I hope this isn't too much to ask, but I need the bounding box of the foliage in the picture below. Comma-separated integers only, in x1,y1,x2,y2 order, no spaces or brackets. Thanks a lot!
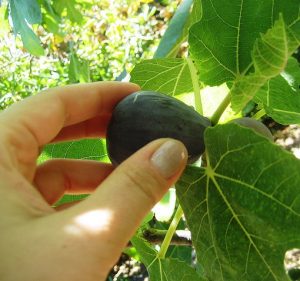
177,124,300,280
1,0,300,280
129,0,300,280
0,0,179,109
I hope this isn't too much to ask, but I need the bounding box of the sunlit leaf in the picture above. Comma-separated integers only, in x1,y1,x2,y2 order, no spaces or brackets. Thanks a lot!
154,0,194,58
8,0,44,55
162,0,202,58
43,14,60,34
10,0,41,25
41,0,63,35
39,139,108,205
39,139,108,163
131,235,205,281
254,58,300,125
189,0,300,86
230,16,300,112
19,24,44,56
53,0,83,23
65,0,83,23
177,124,300,280
130,58,193,96
68,53,90,83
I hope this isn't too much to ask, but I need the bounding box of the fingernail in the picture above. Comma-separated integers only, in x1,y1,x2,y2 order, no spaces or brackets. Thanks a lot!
151,140,187,179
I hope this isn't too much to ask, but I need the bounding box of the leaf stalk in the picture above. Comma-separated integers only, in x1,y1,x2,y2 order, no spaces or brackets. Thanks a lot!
186,57,203,115
210,92,231,125
252,109,266,120
157,205,184,259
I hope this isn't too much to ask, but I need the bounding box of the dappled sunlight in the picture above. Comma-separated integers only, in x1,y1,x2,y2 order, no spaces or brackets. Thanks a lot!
64,209,112,236
152,188,176,222
285,248,300,273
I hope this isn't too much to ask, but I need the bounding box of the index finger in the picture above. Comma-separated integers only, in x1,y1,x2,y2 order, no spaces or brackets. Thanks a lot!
0,82,140,147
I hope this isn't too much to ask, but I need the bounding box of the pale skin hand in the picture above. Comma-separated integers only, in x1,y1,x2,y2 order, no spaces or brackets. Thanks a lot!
0,82,188,281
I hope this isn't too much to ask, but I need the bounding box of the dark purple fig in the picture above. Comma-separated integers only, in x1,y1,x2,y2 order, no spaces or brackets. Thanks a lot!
106,91,211,165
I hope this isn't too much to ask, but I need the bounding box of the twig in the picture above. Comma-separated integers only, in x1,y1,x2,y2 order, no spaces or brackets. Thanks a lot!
127,228,192,247
143,227,191,246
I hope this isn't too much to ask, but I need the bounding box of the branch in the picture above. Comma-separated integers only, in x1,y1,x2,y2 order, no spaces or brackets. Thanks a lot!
128,228,192,247
144,228,192,246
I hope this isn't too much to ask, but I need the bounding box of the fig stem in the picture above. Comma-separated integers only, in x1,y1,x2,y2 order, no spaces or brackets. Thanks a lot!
252,108,266,120
186,57,203,115
157,204,184,259
211,91,231,125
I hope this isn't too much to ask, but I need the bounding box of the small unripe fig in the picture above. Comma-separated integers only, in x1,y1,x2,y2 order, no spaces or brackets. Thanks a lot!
230,117,273,141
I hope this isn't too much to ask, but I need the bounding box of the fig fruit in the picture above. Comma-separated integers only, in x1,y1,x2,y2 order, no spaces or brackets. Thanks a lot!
231,117,273,141
106,91,211,165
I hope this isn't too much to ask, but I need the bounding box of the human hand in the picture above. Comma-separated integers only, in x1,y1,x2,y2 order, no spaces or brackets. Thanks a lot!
0,82,188,281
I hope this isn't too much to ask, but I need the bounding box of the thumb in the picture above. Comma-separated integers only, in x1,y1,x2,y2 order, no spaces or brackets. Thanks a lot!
66,138,187,247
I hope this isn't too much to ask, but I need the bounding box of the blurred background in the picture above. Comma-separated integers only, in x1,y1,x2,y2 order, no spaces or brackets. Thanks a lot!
0,0,181,110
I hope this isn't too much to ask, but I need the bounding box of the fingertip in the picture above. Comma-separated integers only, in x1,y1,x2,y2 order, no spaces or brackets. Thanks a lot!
150,139,188,181
121,81,141,93
128,82,141,89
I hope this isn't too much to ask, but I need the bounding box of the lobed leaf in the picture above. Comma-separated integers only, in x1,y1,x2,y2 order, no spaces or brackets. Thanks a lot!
8,0,44,55
254,58,300,125
65,0,83,23
154,0,202,58
230,15,300,112
53,0,83,23
41,0,63,35
18,24,45,56
131,235,205,281
177,124,300,280
130,58,193,96
68,53,90,83
189,0,300,86
10,0,42,26
154,0,194,59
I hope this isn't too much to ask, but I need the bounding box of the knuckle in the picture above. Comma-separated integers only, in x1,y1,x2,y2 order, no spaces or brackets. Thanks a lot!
2,124,38,165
